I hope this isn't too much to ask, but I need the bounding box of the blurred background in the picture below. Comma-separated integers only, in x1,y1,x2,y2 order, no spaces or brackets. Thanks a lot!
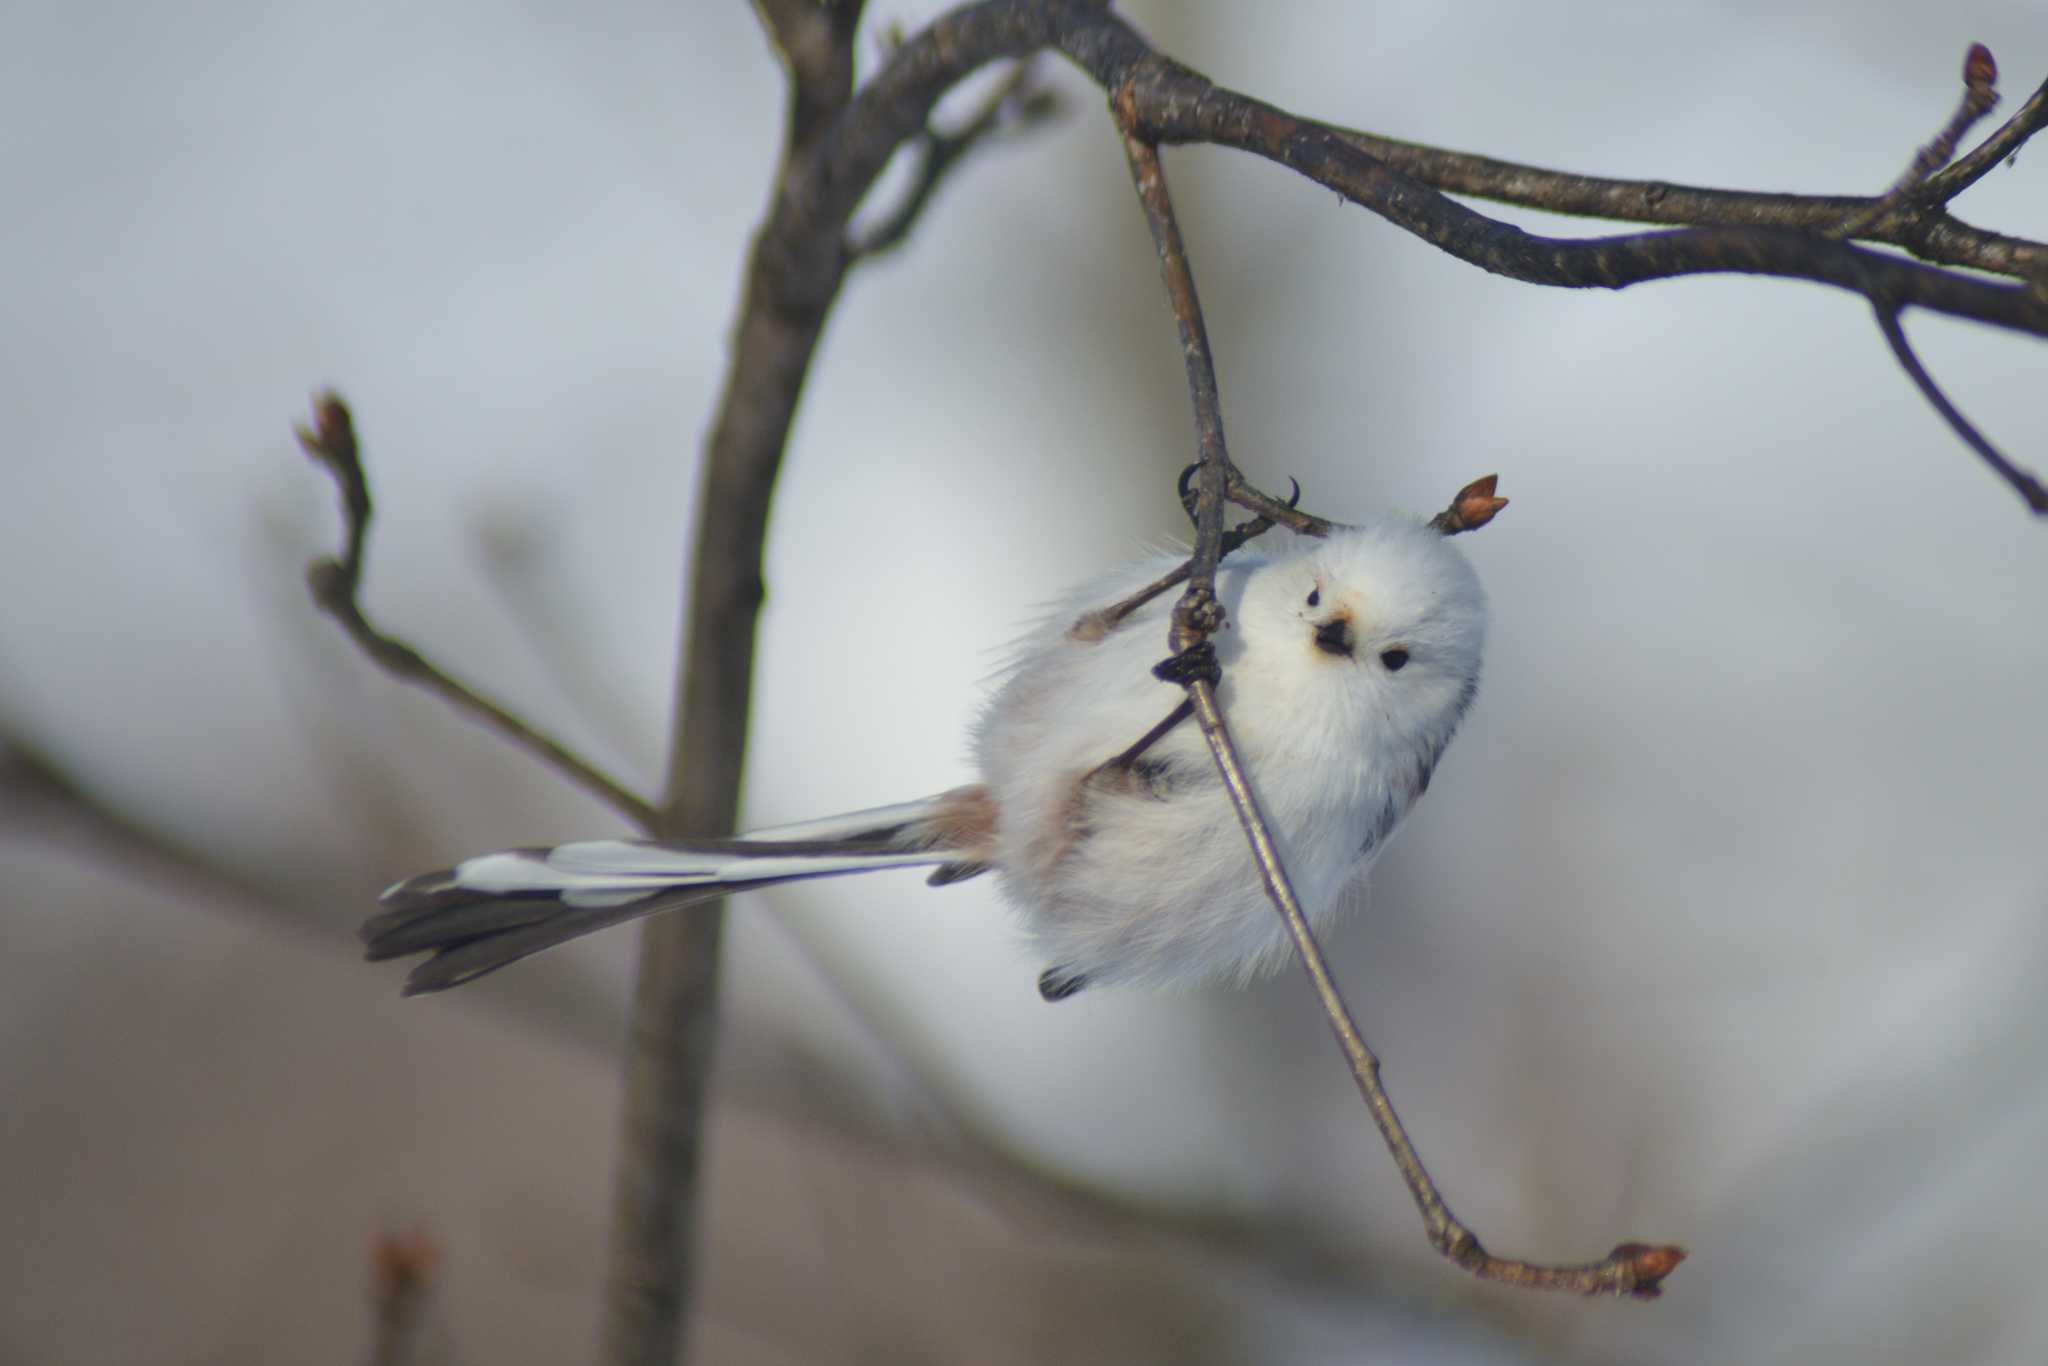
4,2,2045,1362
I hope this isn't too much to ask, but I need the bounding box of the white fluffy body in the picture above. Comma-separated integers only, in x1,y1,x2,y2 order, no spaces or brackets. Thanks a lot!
366,521,1486,996
978,522,1485,990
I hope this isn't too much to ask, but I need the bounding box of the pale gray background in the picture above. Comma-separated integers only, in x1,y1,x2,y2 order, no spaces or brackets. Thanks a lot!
4,2,2045,1362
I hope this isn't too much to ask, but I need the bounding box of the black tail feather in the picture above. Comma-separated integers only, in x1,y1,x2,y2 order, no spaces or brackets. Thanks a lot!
360,895,567,963
370,874,843,994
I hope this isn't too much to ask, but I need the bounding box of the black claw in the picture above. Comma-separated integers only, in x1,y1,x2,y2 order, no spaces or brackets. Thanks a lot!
926,861,990,887
1285,476,1302,508
1151,640,1221,688
1038,966,1089,1002
1177,463,1201,522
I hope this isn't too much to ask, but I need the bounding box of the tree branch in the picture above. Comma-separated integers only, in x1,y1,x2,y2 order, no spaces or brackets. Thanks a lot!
847,60,1061,260
1102,51,2048,329
295,394,657,830
1116,106,1683,1297
600,7,1057,1364
1873,304,2048,511
814,4,2048,512
1831,43,2002,240
1332,63,2045,283
1920,70,2048,207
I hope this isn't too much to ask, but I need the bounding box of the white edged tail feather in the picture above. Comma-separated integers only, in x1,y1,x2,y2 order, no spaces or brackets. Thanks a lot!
363,792,986,994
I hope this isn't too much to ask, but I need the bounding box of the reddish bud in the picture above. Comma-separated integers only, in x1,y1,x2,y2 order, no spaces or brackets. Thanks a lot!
1964,43,1997,92
1449,474,1509,531
1611,1241,1688,1287
371,1226,441,1302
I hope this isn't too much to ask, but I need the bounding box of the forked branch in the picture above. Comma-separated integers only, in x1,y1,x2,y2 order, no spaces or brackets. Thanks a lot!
826,2,2048,513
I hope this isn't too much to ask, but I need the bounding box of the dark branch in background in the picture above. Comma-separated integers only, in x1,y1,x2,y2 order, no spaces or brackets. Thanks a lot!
295,394,657,829
597,0,859,1355
1,730,283,907
1116,96,1683,1300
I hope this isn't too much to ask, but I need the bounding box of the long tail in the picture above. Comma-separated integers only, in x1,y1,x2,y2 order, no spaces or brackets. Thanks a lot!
363,790,992,995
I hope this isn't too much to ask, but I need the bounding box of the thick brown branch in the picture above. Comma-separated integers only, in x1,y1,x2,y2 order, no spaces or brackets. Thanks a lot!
294,394,657,830
1309,44,2048,282
599,5,1074,1363
809,4,2048,513
810,3,2048,333
1100,52,2048,339
1331,127,2048,283
752,0,860,148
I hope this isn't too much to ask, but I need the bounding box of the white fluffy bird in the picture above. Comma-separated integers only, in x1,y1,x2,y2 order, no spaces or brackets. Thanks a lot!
365,518,1487,999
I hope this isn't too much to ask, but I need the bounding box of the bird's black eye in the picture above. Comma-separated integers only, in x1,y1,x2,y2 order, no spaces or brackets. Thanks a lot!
1305,587,1320,608
1379,648,1410,672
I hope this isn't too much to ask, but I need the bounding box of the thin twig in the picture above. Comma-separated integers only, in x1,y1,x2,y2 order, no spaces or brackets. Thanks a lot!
1116,105,1684,1298
1116,120,1229,645
295,393,657,829
1226,480,1339,538
847,61,1061,259
1833,44,2002,240
1919,73,2048,207
1872,305,2048,513
1067,472,1314,642
1087,697,1196,778
1067,560,1190,642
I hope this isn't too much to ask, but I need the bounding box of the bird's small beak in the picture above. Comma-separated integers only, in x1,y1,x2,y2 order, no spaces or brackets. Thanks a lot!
1313,616,1354,657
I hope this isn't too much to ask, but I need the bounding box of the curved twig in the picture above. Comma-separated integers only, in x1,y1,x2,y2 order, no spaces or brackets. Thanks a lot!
1873,305,2048,512
295,394,657,830
847,60,1061,260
